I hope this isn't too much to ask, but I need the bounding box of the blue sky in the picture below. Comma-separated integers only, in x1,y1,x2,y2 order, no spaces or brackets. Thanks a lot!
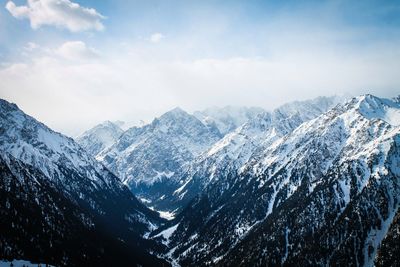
3,0,400,59
0,0,399,135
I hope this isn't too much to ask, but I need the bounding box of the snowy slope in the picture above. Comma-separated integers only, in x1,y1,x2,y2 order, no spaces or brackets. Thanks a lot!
76,120,124,157
162,95,400,266
0,99,167,266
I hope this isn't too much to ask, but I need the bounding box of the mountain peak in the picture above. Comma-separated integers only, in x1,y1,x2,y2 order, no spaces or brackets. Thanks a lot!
76,120,124,157
351,94,400,126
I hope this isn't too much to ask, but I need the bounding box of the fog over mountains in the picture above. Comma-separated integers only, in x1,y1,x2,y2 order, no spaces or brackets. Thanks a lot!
1,94,400,266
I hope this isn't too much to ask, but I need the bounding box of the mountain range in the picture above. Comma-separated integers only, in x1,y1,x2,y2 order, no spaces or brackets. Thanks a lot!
1,94,399,266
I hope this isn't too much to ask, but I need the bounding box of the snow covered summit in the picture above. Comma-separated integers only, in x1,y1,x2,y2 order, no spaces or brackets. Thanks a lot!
77,120,124,157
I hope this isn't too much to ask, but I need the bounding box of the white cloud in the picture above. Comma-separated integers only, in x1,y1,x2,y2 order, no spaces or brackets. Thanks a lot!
1,15,400,136
5,0,105,32
149,33,164,43
56,41,99,61
1,1,399,139
1,43,399,137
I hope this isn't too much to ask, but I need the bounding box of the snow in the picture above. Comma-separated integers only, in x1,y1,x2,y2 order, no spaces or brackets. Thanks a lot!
139,197,152,204
363,204,399,267
338,179,350,206
0,259,55,267
235,223,251,237
384,108,400,126
212,255,224,263
76,120,124,157
143,220,158,238
164,245,181,267
158,210,176,220
357,94,400,126
267,185,278,216
207,132,236,156
154,170,175,181
281,227,291,264
154,223,180,245
148,205,176,220
174,178,191,195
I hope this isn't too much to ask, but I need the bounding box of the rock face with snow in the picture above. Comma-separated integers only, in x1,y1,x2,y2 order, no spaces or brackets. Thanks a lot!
76,120,124,157
98,107,222,205
160,95,400,266
0,99,167,266
375,209,400,266
193,106,265,136
161,96,344,212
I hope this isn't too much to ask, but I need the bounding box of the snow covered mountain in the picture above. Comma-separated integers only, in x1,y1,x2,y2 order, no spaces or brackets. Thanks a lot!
3,94,400,266
157,95,400,266
76,120,124,157
193,106,265,136
97,107,221,207
160,96,345,212
0,99,167,266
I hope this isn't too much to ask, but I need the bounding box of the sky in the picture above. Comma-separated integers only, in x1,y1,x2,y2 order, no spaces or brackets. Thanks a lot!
0,0,399,136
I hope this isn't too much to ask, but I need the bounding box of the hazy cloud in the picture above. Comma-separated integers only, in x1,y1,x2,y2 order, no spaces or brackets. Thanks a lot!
2,1,400,136
1,42,399,136
5,0,105,32
56,41,99,61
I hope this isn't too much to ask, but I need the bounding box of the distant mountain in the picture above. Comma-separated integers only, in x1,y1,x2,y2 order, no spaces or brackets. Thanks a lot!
193,106,265,136
97,107,221,210
76,121,124,157
0,99,167,266
158,95,400,266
